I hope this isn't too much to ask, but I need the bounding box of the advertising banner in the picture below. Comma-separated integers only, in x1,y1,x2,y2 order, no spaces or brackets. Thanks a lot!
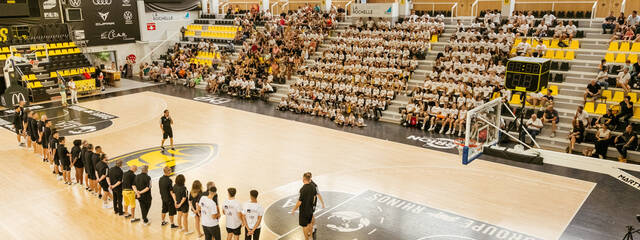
81,0,141,46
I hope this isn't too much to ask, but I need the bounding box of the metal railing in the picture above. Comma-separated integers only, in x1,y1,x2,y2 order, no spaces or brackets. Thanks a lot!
137,30,182,66
470,0,501,17
413,2,458,17
451,3,458,19
514,1,597,15
344,0,353,16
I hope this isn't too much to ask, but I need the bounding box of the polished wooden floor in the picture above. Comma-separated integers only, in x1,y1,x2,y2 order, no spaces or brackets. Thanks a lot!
0,92,595,240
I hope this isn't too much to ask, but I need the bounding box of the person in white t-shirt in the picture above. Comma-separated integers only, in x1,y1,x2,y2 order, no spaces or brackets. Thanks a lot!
68,78,78,104
525,114,543,140
241,190,263,240
200,186,221,240
617,67,632,93
223,188,242,240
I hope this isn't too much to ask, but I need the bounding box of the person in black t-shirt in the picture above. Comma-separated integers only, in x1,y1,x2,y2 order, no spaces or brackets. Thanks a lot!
122,165,139,222
159,167,178,228
96,154,112,209
108,160,124,215
134,165,153,225
617,96,634,126
13,106,24,147
173,174,189,233
92,146,103,195
160,109,174,150
615,125,637,162
71,140,83,185
583,80,602,106
28,112,39,153
84,144,96,192
57,137,72,184
50,130,61,178
291,172,317,240
36,115,46,160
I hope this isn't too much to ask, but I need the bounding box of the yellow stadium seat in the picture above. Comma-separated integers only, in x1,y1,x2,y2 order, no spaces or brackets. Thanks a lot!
544,49,555,59
510,95,522,105
1,47,9,53
0,54,5,61
565,51,575,60
50,72,57,78
629,54,638,64
61,49,68,55
542,39,550,47
62,42,69,48
595,104,607,115
531,39,539,48
629,92,638,103
602,90,612,101
525,38,532,45
69,42,76,47
514,38,522,46
35,51,43,57
632,43,640,52
615,53,626,63
90,67,95,73
569,40,579,49
430,35,438,42
609,41,619,51
612,91,625,102
605,52,615,62
29,45,36,50
549,85,558,95
554,50,565,60
620,42,631,52
550,39,559,48
584,102,595,113
634,107,640,119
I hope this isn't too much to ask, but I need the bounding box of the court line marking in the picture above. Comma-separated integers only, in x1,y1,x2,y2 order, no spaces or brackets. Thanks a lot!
277,190,367,239
262,190,355,238
559,182,596,239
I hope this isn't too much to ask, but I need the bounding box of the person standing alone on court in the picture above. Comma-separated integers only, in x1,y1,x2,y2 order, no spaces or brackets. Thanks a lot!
290,172,317,240
108,160,124,215
13,106,24,146
161,110,174,150
134,165,152,225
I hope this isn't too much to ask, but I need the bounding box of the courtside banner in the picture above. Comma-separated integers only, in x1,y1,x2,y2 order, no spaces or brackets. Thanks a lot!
350,3,393,18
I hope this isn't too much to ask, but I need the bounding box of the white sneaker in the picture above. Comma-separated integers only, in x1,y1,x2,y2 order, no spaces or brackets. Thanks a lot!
184,231,193,235
445,129,451,135
458,131,462,137
439,128,444,134
57,176,62,181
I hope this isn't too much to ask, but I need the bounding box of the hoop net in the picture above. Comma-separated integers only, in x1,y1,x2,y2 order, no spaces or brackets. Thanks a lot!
461,98,502,165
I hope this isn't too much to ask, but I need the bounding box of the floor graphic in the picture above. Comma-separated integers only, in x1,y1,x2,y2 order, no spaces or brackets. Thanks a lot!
266,190,541,240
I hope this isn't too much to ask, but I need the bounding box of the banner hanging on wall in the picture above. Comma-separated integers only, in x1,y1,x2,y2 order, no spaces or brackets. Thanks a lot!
350,3,394,18
81,0,141,46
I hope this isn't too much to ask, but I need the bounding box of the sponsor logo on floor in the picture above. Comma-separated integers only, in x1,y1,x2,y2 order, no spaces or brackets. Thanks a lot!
108,143,218,178
193,95,232,105
0,105,117,136
407,135,458,149
266,190,541,240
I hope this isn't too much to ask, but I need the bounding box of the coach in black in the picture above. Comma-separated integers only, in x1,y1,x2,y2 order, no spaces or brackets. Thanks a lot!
160,109,174,150
291,172,317,240
108,160,124,215
134,165,152,225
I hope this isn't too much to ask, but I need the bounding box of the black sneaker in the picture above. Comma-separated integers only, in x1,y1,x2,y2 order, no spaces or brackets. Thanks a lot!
161,221,168,226
131,218,140,223
171,147,175,150
161,146,165,150
124,214,131,218
118,212,124,216
171,224,179,229
98,194,102,199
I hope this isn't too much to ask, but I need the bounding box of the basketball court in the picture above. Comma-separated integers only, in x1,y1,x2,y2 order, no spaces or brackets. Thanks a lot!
0,91,604,240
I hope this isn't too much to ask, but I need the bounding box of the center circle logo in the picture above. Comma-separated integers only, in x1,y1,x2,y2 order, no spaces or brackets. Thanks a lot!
326,211,370,233
108,143,218,178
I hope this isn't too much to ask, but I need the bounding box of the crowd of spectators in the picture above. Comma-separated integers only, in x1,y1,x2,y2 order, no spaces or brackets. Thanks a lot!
279,16,441,126
401,11,512,135
603,10,640,43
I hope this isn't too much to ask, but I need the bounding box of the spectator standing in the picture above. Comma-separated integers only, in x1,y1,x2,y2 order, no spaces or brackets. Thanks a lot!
68,78,78,105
